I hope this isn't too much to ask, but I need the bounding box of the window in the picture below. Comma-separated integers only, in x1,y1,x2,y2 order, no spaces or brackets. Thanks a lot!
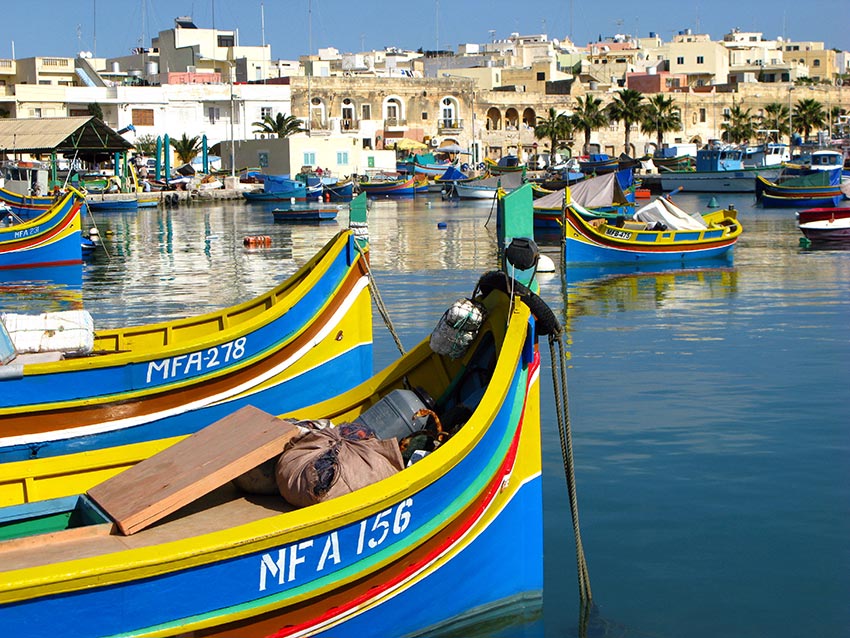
217,35,235,47
696,56,704,64
336,151,349,165
33,108,42,118
422,112,428,120
361,104,371,120
677,57,684,64
132,109,154,126
38,80,51,85
208,107,221,124
536,71,545,81
303,152,316,166
260,106,272,119
699,108,706,123
813,59,821,67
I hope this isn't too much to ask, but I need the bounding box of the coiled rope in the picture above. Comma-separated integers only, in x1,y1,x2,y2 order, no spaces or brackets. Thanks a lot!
548,330,592,610
354,241,405,356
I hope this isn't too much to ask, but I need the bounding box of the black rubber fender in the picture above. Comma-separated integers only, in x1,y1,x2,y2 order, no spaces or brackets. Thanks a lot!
476,271,561,336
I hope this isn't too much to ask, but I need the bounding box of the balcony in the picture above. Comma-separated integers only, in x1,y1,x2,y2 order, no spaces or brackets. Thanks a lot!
383,117,407,131
341,118,359,132
437,118,464,134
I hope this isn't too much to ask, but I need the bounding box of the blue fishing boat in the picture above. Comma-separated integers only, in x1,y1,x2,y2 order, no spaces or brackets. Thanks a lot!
660,145,781,192
272,205,339,222
0,268,556,638
0,188,86,271
243,175,308,202
563,196,742,264
322,177,355,201
756,168,847,208
0,223,373,466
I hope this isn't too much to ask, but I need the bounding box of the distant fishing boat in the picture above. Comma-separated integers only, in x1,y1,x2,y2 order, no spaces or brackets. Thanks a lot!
660,145,781,193
273,204,339,222
563,196,742,264
358,175,427,197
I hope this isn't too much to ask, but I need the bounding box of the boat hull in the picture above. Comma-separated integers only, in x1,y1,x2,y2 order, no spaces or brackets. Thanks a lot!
660,168,781,193
0,231,373,464
0,190,84,270
0,289,544,638
564,205,741,264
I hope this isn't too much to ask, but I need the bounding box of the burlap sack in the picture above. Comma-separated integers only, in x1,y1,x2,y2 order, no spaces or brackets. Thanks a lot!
276,424,404,508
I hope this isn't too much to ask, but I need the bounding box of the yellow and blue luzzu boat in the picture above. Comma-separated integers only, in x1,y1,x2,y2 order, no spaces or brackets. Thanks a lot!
564,196,742,264
0,188,85,270
0,225,373,470
0,272,551,637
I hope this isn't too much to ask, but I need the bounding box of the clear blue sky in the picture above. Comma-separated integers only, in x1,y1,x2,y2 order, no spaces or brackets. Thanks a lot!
2,0,847,62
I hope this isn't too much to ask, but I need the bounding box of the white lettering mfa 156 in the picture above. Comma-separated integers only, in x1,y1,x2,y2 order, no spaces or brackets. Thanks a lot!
145,337,247,384
258,498,414,591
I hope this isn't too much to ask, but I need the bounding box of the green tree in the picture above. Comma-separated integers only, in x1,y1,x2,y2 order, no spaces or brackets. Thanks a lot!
571,96,608,155
87,103,104,121
606,89,645,154
641,94,682,149
170,133,202,164
133,134,158,156
792,98,826,142
720,104,757,144
760,102,790,139
534,107,574,161
252,112,305,138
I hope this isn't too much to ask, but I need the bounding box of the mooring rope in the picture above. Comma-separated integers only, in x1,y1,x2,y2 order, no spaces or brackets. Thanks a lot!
548,331,592,605
354,241,405,356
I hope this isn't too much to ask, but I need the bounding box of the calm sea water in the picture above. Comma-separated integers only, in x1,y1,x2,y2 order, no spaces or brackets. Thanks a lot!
2,189,848,638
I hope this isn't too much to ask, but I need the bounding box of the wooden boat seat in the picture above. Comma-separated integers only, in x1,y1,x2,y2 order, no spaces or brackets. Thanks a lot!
87,405,301,535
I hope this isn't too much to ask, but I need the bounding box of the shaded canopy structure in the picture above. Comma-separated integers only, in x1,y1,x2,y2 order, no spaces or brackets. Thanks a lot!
0,116,133,161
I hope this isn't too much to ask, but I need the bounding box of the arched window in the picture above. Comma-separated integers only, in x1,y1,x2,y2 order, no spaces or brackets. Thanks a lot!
383,96,404,126
440,96,460,129
341,98,355,131
486,107,502,131
505,108,519,130
522,108,537,128
310,97,326,130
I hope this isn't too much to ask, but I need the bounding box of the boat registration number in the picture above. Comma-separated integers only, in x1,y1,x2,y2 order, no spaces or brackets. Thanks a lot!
258,497,415,591
144,337,248,383
605,228,631,240
12,225,41,239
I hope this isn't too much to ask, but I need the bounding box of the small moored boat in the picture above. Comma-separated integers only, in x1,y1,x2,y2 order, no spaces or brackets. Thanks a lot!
564,195,742,264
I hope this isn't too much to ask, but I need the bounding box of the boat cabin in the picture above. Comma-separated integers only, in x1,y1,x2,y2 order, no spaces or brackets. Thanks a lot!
696,146,744,172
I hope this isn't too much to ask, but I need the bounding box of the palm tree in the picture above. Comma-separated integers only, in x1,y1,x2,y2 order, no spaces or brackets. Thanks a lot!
641,94,681,149
170,133,202,164
760,102,790,139
534,107,574,161
252,112,305,138
792,98,826,142
133,134,158,157
571,96,608,155
720,104,756,144
606,89,645,154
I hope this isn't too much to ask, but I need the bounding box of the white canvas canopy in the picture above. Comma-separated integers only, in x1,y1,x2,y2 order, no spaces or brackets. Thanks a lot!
632,197,708,230
533,172,628,210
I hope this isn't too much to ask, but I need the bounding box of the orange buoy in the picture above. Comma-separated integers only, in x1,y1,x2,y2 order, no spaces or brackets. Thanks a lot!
243,235,272,248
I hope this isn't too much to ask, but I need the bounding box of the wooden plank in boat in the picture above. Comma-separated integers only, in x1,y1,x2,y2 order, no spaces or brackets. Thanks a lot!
87,405,299,535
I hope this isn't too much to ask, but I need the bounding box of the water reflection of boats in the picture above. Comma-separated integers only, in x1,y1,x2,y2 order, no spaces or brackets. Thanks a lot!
562,263,738,319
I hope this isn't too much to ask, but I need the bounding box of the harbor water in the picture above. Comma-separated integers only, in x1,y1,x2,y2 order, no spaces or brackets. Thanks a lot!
1,190,848,638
